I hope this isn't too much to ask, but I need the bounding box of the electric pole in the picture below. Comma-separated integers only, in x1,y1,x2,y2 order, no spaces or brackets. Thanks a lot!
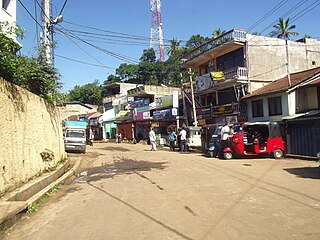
42,0,51,64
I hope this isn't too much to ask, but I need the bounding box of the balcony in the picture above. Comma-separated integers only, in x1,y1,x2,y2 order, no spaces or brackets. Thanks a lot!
196,67,248,94
222,67,248,81
181,29,246,67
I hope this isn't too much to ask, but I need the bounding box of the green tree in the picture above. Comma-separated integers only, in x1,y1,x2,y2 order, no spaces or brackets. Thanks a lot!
116,63,138,82
271,18,299,39
0,21,60,99
68,80,103,106
185,34,210,49
166,38,181,56
103,74,121,85
212,28,226,38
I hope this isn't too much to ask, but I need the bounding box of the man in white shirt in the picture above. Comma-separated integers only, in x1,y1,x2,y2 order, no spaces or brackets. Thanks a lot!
220,123,231,156
149,128,157,151
179,127,187,152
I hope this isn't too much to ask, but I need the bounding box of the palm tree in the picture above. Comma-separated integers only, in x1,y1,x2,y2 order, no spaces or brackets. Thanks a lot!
271,18,298,40
212,28,226,38
166,38,181,56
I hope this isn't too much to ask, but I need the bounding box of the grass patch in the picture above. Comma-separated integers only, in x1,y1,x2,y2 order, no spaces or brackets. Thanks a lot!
27,183,61,214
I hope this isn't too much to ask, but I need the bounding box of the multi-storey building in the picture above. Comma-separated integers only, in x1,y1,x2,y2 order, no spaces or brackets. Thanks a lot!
102,82,138,140
181,29,320,126
0,0,20,49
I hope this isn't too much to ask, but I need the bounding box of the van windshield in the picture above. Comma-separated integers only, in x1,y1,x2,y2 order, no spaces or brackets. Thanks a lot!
66,130,85,138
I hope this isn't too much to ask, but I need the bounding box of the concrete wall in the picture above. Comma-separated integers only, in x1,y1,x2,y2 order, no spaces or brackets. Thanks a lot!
246,92,289,122
247,35,320,92
0,79,66,196
0,0,16,23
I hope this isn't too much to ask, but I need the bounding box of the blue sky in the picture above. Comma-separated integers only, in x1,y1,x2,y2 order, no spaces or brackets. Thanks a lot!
16,0,320,92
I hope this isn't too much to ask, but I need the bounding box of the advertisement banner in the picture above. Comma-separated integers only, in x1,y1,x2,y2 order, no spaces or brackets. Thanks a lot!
128,99,150,109
196,106,212,119
172,90,179,108
153,109,174,120
196,73,212,92
155,95,173,108
212,104,233,115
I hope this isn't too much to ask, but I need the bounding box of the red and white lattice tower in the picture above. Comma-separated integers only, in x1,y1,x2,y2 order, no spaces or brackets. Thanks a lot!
150,0,165,62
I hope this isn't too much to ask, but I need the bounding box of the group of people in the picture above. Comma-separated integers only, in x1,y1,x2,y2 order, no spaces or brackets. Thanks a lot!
148,127,187,152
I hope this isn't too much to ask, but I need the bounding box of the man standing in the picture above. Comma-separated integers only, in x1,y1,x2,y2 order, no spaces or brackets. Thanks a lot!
179,127,187,152
220,123,231,156
169,130,177,151
149,127,157,151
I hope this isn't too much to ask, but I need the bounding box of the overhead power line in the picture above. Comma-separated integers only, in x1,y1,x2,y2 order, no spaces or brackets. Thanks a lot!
55,54,116,69
58,0,68,16
63,20,188,43
56,26,140,65
247,0,290,32
17,0,43,30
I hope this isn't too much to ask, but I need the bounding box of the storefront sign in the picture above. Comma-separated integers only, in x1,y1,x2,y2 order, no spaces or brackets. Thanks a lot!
151,122,159,127
196,106,212,119
212,103,233,115
128,99,150,109
196,73,212,92
172,90,179,108
172,108,178,116
155,95,173,108
153,109,174,120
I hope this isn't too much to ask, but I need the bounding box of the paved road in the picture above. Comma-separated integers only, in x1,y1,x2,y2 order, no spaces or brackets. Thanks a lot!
3,143,320,240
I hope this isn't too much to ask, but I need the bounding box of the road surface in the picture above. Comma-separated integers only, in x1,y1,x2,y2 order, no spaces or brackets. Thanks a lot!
3,142,320,240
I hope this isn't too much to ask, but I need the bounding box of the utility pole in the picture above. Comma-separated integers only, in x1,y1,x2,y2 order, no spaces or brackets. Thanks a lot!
285,39,291,87
42,0,51,64
189,68,198,127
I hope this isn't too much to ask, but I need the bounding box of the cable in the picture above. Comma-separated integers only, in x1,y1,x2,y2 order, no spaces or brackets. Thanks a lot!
247,0,289,32
63,20,188,43
55,28,115,73
291,0,320,23
56,26,140,64
55,54,116,69
58,0,68,16
17,0,43,30
34,0,39,44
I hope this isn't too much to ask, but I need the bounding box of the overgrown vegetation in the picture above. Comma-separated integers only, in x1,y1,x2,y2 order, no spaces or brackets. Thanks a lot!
0,21,61,101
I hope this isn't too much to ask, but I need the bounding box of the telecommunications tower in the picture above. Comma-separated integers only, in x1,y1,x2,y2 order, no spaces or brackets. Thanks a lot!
150,0,165,62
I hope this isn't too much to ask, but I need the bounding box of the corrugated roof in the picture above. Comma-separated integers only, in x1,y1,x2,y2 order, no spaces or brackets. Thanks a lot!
243,67,320,99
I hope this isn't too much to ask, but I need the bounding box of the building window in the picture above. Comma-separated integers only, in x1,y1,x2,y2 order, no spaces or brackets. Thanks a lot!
268,96,282,116
252,100,263,117
2,0,10,10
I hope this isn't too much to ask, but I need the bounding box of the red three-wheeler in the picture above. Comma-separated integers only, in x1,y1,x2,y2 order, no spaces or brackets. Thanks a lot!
222,122,285,160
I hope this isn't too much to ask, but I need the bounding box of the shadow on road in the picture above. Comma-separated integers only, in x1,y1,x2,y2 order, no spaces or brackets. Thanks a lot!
74,157,168,183
86,182,194,240
284,166,320,179
100,146,130,152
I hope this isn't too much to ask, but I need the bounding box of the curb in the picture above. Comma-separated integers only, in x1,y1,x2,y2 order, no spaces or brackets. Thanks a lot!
0,156,82,232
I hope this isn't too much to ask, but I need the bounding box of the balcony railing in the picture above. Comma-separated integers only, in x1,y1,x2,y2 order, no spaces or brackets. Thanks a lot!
182,29,246,63
222,67,248,81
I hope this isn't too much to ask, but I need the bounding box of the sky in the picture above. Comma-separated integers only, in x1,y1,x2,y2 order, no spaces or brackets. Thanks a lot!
16,0,320,92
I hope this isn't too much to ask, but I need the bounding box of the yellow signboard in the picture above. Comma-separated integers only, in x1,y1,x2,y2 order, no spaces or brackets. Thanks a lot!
210,71,225,80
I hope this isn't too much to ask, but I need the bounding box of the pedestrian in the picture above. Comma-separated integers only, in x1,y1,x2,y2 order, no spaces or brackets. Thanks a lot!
179,127,187,152
118,132,122,143
149,127,157,151
220,123,231,157
169,129,177,151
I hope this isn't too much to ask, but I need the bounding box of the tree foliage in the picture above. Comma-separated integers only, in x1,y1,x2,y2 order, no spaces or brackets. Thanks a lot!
0,21,60,99
68,79,103,106
271,18,298,40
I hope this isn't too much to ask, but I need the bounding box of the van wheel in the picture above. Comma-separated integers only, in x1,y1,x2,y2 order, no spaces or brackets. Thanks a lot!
273,149,283,159
224,152,233,160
